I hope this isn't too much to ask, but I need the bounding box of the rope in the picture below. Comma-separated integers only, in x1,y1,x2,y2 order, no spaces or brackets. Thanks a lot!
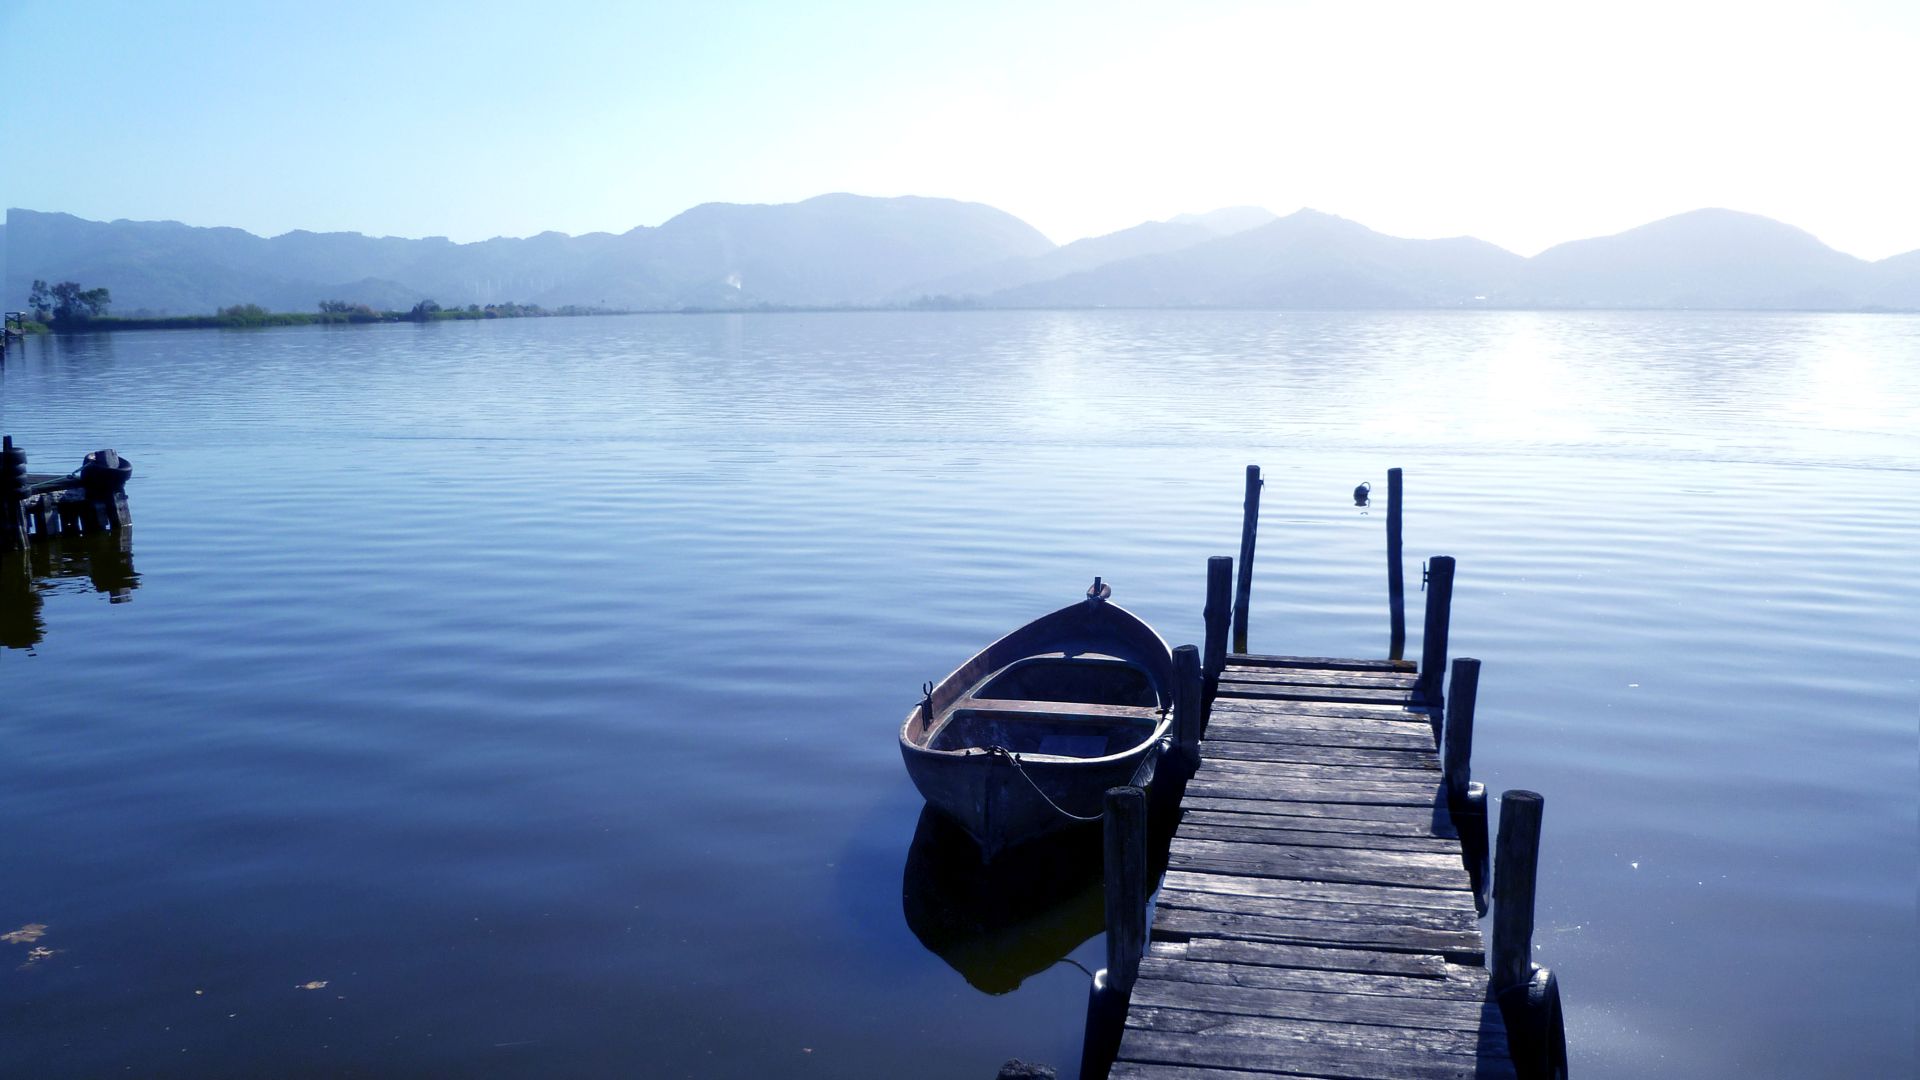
985,746,1104,823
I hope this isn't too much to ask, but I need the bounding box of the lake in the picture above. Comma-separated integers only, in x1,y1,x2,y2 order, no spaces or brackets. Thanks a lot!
1,310,1914,1078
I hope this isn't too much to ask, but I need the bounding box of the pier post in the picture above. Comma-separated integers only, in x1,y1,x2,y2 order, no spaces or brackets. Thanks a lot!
1,437,28,554
1441,657,1479,802
1172,644,1203,771
1492,789,1566,1078
1418,555,1455,723
1443,657,1489,912
1387,468,1406,661
1103,784,1148,1000
1231,465,1261,654
1492,789,1544,993
1202,556,1232,701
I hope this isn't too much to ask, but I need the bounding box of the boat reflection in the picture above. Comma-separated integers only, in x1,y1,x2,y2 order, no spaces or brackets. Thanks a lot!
1,531,140,649
900,805,1103,995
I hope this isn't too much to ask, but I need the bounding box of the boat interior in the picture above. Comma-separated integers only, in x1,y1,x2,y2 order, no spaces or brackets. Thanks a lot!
925,652,1166,760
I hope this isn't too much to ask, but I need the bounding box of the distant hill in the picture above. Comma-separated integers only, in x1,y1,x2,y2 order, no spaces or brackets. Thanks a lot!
5,199,1915,315
1519,208,1875,310
899,206,1274,301
2,194,1052,315
990,209,1526,309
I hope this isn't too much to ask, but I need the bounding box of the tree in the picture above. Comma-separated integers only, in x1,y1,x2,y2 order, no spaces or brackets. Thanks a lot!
318,299,354,314
43,281,111,325
407,299,441,322
27,280,52,321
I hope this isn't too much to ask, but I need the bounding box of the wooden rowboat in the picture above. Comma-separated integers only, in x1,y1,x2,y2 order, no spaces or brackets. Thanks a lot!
899,579,1174,861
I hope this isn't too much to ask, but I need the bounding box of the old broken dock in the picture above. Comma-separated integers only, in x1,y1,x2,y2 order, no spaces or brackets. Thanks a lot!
1082,466,1568,1080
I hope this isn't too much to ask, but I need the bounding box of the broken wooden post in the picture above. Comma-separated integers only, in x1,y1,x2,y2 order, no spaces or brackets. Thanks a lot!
1231,465,1261,654
1387,467,1406,661
1418,555,1455,719
1172,644,1203,772
1,436,27,554
1103,784,1148,1000
1202,555,1232,700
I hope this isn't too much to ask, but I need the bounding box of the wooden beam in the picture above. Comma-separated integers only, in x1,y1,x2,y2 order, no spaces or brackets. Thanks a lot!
1388,467,1406,661
1231,465,1261,654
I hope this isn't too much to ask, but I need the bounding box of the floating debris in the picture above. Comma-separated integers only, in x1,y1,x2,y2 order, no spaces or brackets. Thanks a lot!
296,980,329,991
1,924,48,945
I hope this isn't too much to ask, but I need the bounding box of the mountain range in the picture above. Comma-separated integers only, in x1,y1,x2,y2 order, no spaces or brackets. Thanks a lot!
4,197,1915,315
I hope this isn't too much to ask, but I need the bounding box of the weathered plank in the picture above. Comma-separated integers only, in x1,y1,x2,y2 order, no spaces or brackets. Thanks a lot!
1155,887,1479,935
1227,653,1417,673
1178,795,1456,835
1209,699,1435,723
1195,757,1446,791
1175,818,1462,854
1126,1002,1507,1052
1217,668,1422,690
1184,775,1443,809
1153,907,1483,959
1145,936,1452,980
1216,682,1421,707
1160,869,1479,916
1115,1027,1516,1080
1199,739,1439,771
1139,954,1487,1001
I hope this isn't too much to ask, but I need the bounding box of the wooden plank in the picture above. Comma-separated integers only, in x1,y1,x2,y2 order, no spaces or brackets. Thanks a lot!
1215,682,1420,707
1110,1063,1345,1080
1195,758,1445,792
1144,937,1451,979
1200,740,1439,771
1166,839,1471,892
955,696,1162,721
1208,699,1434,723
1116,1027,1516,1080
1179,806,1453,841
1216,669,1421,690
1126,1002,1507,1051
1153,907,1483,959
1155,886,1480,934
1228,654,1415,673
1175,818,1462,854
1139,955,1487,1002
1160,870,1479,916
1185,775,1441,808
1200,721,1437,753
1179,795,1454,834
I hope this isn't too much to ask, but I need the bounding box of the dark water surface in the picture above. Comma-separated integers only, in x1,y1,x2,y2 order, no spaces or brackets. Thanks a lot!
1,311,1914,1078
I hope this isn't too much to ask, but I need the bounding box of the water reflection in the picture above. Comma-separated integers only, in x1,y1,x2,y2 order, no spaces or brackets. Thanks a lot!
900,807,1103,995
0,531,139,649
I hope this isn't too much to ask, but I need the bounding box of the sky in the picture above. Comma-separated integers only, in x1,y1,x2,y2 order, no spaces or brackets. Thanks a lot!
2,0,1916,259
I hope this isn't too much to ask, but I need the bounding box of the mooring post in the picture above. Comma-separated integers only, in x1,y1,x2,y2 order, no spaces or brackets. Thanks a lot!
1443,657,1491,913
1418,555,1456,724
1441,657,1480,803
1386,467,1406,662
1172,644,1203,771
1202,555,1232,701
1103,784,1149,1001
1492,789,1566,1078
1492,790,1544,993
1231,465,1261,655
1,436,28,554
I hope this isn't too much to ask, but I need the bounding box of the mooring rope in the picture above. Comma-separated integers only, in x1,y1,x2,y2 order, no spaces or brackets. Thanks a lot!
985,745,1104,823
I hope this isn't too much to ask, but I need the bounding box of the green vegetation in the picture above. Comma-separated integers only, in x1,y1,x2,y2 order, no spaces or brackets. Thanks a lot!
27,279,113,327
25,293,611,332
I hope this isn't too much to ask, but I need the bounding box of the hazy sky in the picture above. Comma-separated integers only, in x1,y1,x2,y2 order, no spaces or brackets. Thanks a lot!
3,0,1915,258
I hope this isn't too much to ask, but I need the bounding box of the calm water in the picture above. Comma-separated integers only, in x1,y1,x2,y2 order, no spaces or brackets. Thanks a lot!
1,311,1914,1078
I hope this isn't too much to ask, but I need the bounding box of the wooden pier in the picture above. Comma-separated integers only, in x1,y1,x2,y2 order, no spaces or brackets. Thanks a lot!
1082,467,1567,1080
